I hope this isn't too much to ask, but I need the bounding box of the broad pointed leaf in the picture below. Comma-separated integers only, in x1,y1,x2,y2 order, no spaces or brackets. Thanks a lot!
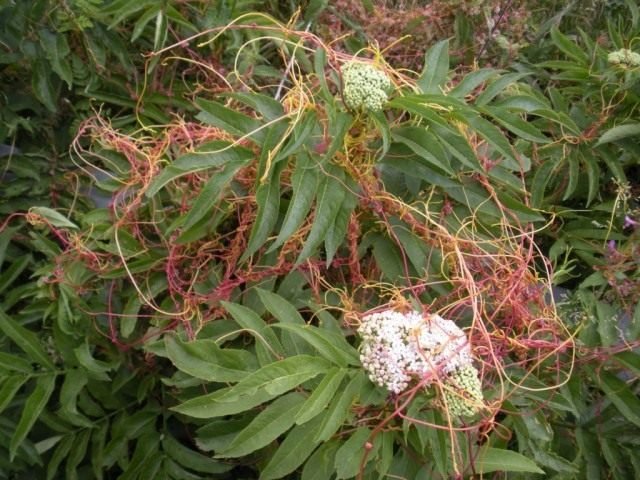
146,141,254,196
260,414,324,480
417,40,449,94
221,301,284,364
10,374,57,460
241,160,285,260
295,368,348,425
315,372,365,442
295,166,347,266
165,335,256,382
271,324,359,367
0,310,54,369
476,447,544,474
218,392,305,458
268,153,319,252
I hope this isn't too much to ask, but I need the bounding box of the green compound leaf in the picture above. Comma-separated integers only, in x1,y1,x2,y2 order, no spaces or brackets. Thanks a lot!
372,234,406,283
388,96,449,129
431,124,483,171
324,174,358,266
0,254,32,296
595,123,640,146
424,410,449,475
273,110,318,162
196,417,254,452
242,160,285,261
222,300,285,365
321,111,352,165
456,112,519,168
0,309,55,370
295,367,348,425
131,5,161,42
582,152,600,207
481,106,550,143
588,367,640,428
255,288,311,356
163,435,232,474
315,371,365,442
417,39,450,94
301,440,340,480
175,354,330,418
474,72,531,107
449,68,500,98
180,158,248,231
29,207,79,230
195,98,264,141
57,368,91,427
392,126,454,174
217,392,305,458
550,26,589,64
145,141,254,197
370,110,392,156
32,60,57,112
220,354,330,399
334,427,371,479
530,159,557,208
0,376,29,416
39,29,73,88
65,429,91,479
10,374,57,461
563,153,580,200
0,352,32,373
271,324,359,367
260,413,324,480
255,288,305,325
576,428,603,480
599,435,631,480
295,165,347,266
304,0,330,21
47,434,74,480
494,94,550,112
173,387,277,419
164,335,256,382
476,447,545,474
613,351,640,377
268,153,320,253
73,341,116,380
102,0,157,26
223,92,285,122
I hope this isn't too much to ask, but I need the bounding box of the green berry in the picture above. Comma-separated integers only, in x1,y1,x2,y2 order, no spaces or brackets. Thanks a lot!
442,364,484,417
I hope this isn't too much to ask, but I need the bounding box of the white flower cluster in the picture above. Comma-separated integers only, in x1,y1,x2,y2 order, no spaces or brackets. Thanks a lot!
608,48,640,67
358,310,473,393
442,364,484,417
341,62,391,112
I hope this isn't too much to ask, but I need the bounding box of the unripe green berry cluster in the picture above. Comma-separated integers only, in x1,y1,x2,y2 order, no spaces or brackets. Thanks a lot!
341,62,391,112
608,49,640,67
442,364,484,417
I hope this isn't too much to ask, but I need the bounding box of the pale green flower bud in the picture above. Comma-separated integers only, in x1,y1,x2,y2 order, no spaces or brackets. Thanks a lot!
608,49,640,67
341,62,391,112
608,51,623,65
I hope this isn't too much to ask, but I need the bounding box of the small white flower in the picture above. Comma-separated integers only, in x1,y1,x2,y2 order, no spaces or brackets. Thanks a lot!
357,310,473,393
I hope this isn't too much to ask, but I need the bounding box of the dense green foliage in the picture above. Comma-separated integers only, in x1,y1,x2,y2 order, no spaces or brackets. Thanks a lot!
1,1,639,479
